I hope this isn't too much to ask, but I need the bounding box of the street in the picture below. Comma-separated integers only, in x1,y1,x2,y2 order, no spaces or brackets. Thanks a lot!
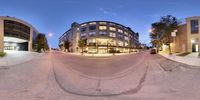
0,51,200,100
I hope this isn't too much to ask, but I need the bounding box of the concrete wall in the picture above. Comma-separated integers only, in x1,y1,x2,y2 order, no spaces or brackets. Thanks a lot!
186,17,200,52
0,19,4,52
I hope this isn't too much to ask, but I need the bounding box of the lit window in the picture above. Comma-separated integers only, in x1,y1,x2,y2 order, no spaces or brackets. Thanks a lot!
99,26,107,30
88,39,96,43
118,29,123,33
99,31,107,36
109,27,116,31
99,22,107,25
118,41,124,46
89,22,96,25
124,31,128,35
89,32,96,36
125,42,128,46
124,36,129,41
81,24,87,26
109,32,116,37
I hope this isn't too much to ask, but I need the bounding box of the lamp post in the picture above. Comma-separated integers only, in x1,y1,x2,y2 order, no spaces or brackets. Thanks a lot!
48,32,53,52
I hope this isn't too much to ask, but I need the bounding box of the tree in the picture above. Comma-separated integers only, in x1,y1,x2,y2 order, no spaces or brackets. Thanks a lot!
150,15,180,54
78,39,87,55
160,15,179,54
36,34,49,52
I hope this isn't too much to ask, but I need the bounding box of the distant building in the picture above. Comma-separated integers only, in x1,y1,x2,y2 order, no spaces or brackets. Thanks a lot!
59,21,140,54
0,16,39,52
164,16,200,53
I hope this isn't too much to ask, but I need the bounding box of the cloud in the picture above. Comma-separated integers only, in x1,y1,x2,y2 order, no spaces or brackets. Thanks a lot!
97,7,118,17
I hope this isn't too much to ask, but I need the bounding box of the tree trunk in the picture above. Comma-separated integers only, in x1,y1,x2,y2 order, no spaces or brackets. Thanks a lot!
81,47,83,55
168,44,172,55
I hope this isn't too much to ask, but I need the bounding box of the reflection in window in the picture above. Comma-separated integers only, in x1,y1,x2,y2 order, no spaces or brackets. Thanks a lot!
191,20,199,33
99,31,107,36
81,27,87,32
80,33,87,37
89,32,96,36
89,25,96,31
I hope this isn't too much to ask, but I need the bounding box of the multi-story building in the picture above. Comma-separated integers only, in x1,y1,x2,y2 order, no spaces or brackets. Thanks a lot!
0,16,39,52
168,16,200,53
59,21,140,54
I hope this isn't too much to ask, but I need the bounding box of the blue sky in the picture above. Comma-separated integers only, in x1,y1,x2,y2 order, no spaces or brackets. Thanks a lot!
0,0,200,47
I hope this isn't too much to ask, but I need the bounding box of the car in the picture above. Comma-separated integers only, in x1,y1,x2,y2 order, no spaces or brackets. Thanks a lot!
150,48,157,54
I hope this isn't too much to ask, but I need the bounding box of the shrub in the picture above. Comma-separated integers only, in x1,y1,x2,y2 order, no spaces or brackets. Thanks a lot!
199,53,200,57
0,52,6,57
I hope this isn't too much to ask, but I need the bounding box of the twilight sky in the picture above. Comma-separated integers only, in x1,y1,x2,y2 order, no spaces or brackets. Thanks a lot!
0,0,199,48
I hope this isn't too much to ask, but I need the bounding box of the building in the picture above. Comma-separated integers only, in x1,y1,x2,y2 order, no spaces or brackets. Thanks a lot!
59,21,140,54
166,16,200,53
0,16,39,52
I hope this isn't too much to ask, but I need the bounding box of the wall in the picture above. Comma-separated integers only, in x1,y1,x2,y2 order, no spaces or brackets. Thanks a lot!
0,19,4,52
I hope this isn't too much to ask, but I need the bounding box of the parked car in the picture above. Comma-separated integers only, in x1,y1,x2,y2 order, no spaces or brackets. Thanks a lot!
150,48,157,54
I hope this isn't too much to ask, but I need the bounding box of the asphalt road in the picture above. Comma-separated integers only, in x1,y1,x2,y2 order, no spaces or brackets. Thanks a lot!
0,51,200,100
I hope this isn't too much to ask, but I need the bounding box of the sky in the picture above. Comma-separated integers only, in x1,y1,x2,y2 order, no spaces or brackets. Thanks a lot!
0,0,200,48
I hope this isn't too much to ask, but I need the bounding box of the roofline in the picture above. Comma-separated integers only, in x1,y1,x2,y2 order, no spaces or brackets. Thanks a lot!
59,20,137,39
0,16,39,33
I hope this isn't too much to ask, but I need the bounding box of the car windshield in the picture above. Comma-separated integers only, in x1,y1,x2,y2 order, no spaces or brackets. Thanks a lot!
0,0,200,100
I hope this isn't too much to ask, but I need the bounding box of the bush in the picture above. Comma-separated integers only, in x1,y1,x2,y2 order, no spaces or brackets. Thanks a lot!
199,53,200,57
0,52,6,57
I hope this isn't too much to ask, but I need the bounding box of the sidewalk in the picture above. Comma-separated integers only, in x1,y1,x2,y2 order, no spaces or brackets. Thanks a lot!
65,52,138,57
0,51,44,67
159,52,200,67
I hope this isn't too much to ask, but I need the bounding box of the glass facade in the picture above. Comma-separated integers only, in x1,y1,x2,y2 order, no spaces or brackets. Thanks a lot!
4,20,30,40
191,19,199,34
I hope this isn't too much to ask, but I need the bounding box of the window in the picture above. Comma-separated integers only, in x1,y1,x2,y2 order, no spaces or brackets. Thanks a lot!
109,23,115,26
89,32,96,36
80,33,87,37
99,31,107,36
109,27,116,31
118,41,124,46
124,36,129,41
99,26,107,30
89,22,96,25
125,42,128,46
81,24,87,27
191,20,199,33
88,39,96,43
80,27,87,32
89,25,96,31
124,31,128,35
118,29,123,33
118,34,124,39
99,22,107,25
109,32,116,37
